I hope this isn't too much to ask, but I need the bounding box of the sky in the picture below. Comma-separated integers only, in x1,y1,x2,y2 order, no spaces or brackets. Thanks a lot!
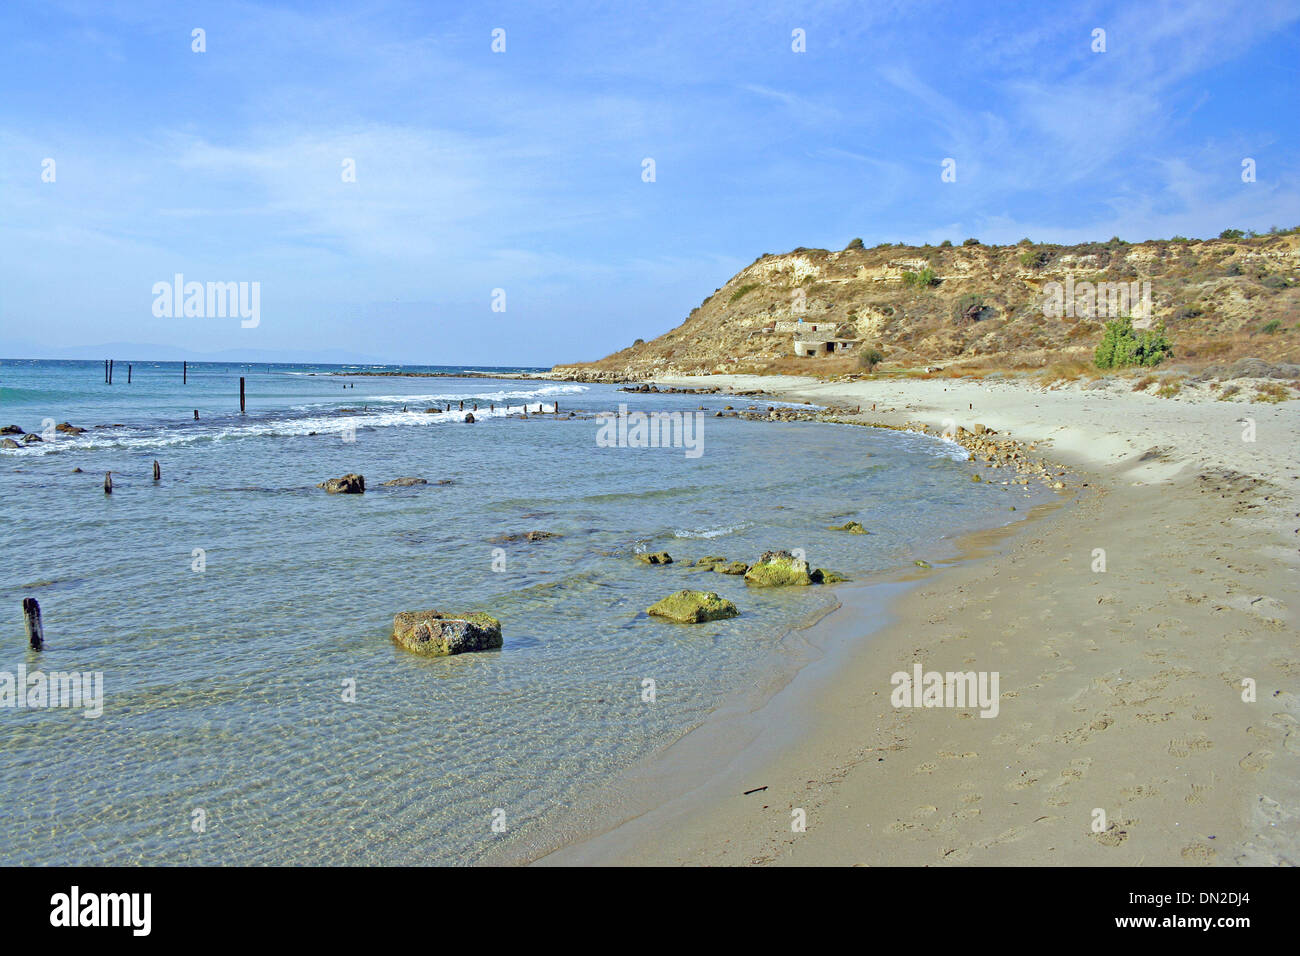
1,0,1297,365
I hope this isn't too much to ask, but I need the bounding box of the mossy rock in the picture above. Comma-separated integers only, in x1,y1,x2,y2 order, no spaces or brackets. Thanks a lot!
814,569,851,583
914,560,933,569
636,551,673,565
744,550,814,587
646,590,739,624
829,520,869,534
695,555,727,568
714,561,749,575
392,610,502,656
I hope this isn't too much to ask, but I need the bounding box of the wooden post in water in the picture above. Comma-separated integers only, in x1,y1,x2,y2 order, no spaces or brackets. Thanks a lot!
103,472,113,494
22,598,43,651
128,364,133,384
239,377,246,414
108,360,113,384
183,361,187,384
193,410,199,420
554,401,559,415
459,400,464,411
152,460,161,481
104,359,109,383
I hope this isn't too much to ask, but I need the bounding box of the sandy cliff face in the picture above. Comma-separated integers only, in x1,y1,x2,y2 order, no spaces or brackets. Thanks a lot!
554,234,1300,380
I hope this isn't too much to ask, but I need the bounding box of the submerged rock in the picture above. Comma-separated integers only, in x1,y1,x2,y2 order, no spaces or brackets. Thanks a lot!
695,555,728,568
914,560,932,569
744,550,814,587
490,530,560,544
392,610,503,656
55,422,85,434
646,590,738,624
464,413,476,423
829,520,869,534
0,438,19,449
714,561,749,575
636,551,673,565
0,425,23,435
317,473,365,494
381,477,428,487
21,433,42,444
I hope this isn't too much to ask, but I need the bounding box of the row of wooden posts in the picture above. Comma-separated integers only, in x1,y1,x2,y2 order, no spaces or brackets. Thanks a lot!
24,367,561,648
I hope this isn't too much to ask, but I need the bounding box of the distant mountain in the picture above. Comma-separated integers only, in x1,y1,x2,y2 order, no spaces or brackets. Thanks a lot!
0,342,395,364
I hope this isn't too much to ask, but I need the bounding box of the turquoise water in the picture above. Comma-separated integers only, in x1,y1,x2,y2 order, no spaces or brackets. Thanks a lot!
0,359,1047,864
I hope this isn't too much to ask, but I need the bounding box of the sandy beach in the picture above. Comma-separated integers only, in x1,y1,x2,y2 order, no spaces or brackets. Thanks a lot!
537,372,1299,866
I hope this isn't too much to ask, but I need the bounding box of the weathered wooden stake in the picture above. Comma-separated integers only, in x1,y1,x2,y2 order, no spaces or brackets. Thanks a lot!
108,359,113,384
153,460,161,481
22,598,43,650
459,400,464,411
128,364,132,384
104,359,109,383
103,472,113,494
193,409,199,420
183,361,187,384
554,401,559,415
239,377,246,414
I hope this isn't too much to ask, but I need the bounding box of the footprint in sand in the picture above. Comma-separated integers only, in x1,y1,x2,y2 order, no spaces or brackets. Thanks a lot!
1007,770,1046,791
913,762,937,774
1094,821,1131,847
1186,781,1210,805
914,805,938,818
1181,843,1217,865
1168,735,1213,758
1239,750,1273,772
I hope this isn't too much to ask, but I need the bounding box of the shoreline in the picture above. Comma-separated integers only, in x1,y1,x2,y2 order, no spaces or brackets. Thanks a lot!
527,372,1298,866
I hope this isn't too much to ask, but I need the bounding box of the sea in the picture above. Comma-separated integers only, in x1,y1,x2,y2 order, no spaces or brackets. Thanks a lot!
0,358,1050,864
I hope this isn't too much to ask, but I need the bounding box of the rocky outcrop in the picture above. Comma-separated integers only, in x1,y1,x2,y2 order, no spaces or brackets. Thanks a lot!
646,590,739,624
636,551,673,565
714,561,749,575
317,473,365,494
392,610,503,656
0,439,18,449
744,550,815,587
54,422,85,434
380,477,428,487
0,425,23,435
552,233,1300,379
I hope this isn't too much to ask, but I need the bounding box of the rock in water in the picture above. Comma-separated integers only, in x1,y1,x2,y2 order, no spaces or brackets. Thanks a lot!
55,422,85,434
392,610,503,656
744,550,814,587
0,439,18,449
317,473,365,494
646,590,738,624
636,551,673,565
0,425,24,435
380,477,428,487
464,413,476,423
829,520,869,534
714,561,749,575
813,569,850,583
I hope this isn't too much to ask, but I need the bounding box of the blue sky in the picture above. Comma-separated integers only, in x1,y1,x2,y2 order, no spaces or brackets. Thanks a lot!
1,0,1296,365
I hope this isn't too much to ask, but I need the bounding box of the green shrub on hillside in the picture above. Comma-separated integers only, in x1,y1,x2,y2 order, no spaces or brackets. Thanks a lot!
729,283,759,303
858,347,885,371
1094,317,1174,369
901,266,938,288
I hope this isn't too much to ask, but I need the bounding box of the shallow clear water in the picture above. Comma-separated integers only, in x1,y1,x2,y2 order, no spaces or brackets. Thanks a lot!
0,359,1048,864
